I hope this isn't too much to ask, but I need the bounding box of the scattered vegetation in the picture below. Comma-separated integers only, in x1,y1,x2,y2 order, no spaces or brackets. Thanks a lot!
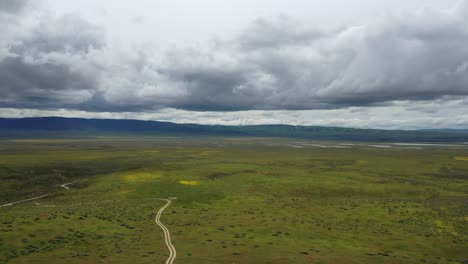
0,137,467,263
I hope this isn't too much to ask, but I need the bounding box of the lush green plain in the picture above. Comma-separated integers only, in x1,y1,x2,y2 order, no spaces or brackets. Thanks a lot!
0,137,467,263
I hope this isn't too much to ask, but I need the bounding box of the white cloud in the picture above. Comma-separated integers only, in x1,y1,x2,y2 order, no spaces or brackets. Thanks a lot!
2,97,468,129
0,0,467,128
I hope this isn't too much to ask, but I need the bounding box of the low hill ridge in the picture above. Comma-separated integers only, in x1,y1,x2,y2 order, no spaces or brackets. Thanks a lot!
1,117,467,142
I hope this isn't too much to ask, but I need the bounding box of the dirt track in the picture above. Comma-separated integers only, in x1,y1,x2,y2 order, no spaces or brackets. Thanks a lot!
155,198,177,264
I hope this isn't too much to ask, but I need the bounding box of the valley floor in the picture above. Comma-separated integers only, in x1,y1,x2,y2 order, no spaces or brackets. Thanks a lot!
0,137,467,263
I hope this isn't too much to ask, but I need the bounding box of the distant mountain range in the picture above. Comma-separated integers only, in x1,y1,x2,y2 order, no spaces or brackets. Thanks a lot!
1,117,468,142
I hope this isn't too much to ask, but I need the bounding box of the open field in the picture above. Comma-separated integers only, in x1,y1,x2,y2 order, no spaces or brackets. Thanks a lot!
0,137,467,263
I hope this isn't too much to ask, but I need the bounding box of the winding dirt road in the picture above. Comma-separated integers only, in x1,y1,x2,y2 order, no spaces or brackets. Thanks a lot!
60,179,88,190
1,179,87,208
155,198,177,264
2,181,178,264
0,194,50,208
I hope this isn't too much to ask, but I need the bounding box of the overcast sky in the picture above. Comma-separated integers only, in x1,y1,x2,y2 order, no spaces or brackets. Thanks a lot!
1,0,467,129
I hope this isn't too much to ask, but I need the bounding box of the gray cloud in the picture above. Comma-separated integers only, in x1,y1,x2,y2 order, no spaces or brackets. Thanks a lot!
12,14,105,55
3,98,468,129
152,3,468,111
0,56,95,108
0,57,92,91
0,0,468,115
235,17,325,50
0,11,101,109
0,0,30,14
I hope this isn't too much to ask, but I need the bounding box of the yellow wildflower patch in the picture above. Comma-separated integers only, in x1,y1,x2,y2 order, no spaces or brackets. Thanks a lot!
144,150,160,153
179,180,199,186
125,172,161,182
356,160,368,165
195,150,221,156
434,220,444,228
454,157,468,161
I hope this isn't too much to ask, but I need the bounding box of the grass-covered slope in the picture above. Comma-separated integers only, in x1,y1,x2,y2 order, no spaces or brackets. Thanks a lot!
1,117,468,142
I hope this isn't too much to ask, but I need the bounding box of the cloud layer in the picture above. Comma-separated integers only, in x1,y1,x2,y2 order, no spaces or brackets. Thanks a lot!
0,0,467,127
3,97,468,130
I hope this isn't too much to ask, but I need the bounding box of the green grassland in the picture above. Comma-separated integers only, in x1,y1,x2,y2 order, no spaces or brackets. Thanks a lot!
0,137,467,263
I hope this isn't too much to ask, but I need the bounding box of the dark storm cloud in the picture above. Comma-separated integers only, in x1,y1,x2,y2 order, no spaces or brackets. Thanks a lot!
0,11,101,109
149,1,468,111
0,56,96,108
1,0,468,112
0,0,30,14
235,17,325,50
160,62,257,111
0,57,95,92
12,14,105,55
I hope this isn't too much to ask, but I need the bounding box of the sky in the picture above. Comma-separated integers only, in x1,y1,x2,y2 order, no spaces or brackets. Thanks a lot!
0,0,467,129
